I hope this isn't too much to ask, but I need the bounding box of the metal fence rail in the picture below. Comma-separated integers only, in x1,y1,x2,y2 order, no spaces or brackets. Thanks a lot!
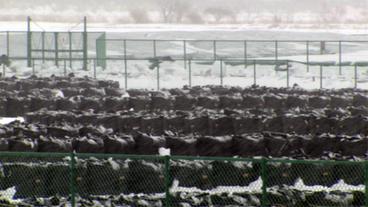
0,152,365,207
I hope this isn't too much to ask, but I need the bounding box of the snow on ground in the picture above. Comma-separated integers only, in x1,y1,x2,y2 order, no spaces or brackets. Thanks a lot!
0,117,24,125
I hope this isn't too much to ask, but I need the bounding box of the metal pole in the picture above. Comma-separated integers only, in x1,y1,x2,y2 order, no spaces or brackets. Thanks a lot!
286,60,289,88
354,65,358,89
93,59,96,79
69,32,72,68
70,152,76,207
183,40,187,69
306,41,309,72
123,40,128,89
153,40,157,58
213,40,217,60
41,32,45,63
6,31,9,57
320,65,323,89
32,59,35,75
164,156,172,207
64,59,67,77
220,59,223,86
83,16,88,70
261,158,268,207
27,16,32,67
188,59,192,87
339,41,342,75
54,32,59,67
157,64,160,91
275,40,278,61
253,60,256,85
244,40,247,68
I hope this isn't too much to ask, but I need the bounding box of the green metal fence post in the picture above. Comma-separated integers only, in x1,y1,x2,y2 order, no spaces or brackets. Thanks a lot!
275,40,278,61
183,40,187,69
320,64,323,89
213,40,217,60
286,60,289,88
188,59,192,87
220,59,223,86
153,40,157,58
54,32,59,67
93,59,96,79
157,64,160,91
261,158,268,207
339,41,342,75
69,32,72,68
306,41,309,72
64,59,67,77
70,152,76,207
27,16,32,67
244,40,247,68
6,31,9,57
164,155,171,207
123,40,128,89
41,31,45,63
253,60,256,85
83,16,88,71
32,59,35,75
354,64,358,89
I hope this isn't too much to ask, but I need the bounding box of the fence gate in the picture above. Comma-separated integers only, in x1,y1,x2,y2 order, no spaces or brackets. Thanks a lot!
30,32,86,69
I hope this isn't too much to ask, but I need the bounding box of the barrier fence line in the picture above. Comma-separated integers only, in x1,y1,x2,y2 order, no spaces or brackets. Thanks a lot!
0,151,365,207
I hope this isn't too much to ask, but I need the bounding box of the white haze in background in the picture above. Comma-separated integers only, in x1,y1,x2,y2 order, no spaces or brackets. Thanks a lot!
0,0,367,29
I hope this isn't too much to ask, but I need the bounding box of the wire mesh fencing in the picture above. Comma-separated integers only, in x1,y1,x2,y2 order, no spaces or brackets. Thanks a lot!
0,152,364,206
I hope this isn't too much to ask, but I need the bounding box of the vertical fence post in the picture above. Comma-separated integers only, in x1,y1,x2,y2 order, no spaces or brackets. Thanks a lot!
82,16,88,71
54,32,59,67
261,158,268,207
164,155,171,207
123,40,128,89
153,40,157,58
93,59,96,79
157,64,160,91
320,65,323,89
64,59,67,77
306,41,310,72
253,60,256,85
188,59,192,87
220,59,223,86
69,32,72,69
275,40,278,61
6,31,9,57
41,31,45,63
354,64,358,89
339,41,342,75
70,152,76,207
32,59,35,75
286,60,290,88
213,40,217,60
183,40,187,69
27,16,32,68
244,40,247,68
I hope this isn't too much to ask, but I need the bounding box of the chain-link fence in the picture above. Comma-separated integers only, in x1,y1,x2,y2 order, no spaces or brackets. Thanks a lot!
0,152,365,206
